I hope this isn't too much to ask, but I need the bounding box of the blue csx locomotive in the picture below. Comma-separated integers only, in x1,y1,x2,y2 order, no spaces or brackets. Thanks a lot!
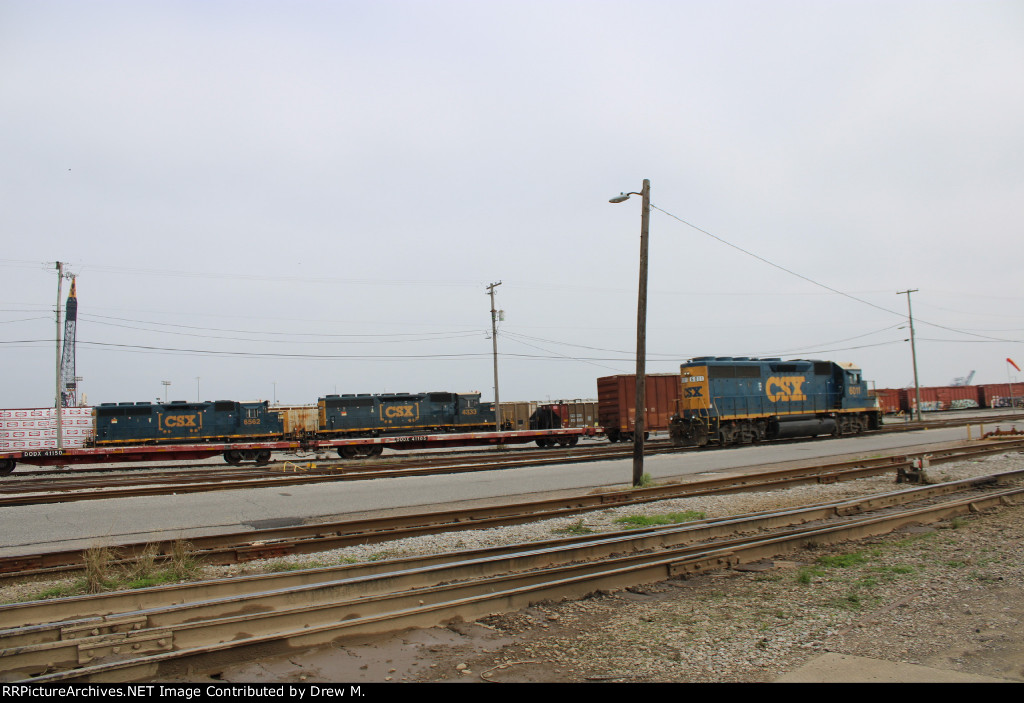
669,357,881,447
91,392,497,461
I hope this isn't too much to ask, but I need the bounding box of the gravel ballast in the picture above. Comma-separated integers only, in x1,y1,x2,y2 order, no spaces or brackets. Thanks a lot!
3,452,1023,683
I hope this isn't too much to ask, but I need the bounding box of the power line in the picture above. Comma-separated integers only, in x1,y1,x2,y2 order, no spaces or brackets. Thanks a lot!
650,204,1023,343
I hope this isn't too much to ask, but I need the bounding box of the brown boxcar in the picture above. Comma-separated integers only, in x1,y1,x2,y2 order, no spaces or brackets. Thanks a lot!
898,387,941,413
933,385,981,410
977,383,1024,409
597,374,680,442
872,388,902,414
897,386,984,413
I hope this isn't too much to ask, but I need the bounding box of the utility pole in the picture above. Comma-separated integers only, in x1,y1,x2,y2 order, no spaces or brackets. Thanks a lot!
487,281,502,433
898,289,923,422
609,179,652,487
634,180,651,487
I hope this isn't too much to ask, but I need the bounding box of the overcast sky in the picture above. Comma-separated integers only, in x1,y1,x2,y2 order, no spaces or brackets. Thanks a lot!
2,0,1022,409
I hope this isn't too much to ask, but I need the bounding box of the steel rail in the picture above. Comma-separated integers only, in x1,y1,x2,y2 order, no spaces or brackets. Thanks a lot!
5,409,1019,499
4,468,1020,635
0,443,648,507
5,473,1022,682
2,439,1022,580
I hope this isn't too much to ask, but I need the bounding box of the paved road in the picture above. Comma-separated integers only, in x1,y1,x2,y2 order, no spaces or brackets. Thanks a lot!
0,426,978,557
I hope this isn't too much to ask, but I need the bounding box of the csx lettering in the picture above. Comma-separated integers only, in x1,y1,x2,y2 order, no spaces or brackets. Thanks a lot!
164,415,198,428
684,387,704,398
384,405,415,418
765,376,807,402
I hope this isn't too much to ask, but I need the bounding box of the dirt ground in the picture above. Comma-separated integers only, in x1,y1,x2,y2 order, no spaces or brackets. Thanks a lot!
183,499,1024,684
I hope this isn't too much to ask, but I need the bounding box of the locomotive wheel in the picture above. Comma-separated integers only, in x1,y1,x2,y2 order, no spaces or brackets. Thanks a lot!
0,458,15,476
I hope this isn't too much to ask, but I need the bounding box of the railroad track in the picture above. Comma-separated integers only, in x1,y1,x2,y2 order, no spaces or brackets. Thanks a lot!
4,438,1022,580
3,466,1022,683
0,442,636,506
5,411,1021,505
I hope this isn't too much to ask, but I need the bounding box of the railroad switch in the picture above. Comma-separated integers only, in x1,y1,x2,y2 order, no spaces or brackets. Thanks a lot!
898,456,933,484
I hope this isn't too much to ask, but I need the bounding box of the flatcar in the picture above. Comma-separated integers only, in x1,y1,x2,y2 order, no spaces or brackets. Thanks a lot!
670,357,881,447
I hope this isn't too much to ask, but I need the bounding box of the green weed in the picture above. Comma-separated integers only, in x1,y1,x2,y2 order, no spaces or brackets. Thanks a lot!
554,519,594,535
614,511,705,528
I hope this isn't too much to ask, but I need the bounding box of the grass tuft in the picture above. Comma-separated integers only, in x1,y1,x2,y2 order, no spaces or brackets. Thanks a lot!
614,510,705,528
554,519,594,536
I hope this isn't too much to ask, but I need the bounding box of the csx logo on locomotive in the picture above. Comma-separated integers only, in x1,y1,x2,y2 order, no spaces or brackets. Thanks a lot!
765,376,807,402
163,414,199,428
383,405,418,419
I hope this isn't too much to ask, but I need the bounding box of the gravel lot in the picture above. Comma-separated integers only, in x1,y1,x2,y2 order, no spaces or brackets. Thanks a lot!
4,451,1023,683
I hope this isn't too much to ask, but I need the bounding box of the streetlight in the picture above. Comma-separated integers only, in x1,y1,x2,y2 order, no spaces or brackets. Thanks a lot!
161,380,171,403
196,377,201,403
609,179,651,487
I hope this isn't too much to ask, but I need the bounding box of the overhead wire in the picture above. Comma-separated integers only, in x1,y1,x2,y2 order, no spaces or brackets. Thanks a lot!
650,204,1024,345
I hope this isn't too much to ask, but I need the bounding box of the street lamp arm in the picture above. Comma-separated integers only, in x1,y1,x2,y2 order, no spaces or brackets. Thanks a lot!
609,192,643,203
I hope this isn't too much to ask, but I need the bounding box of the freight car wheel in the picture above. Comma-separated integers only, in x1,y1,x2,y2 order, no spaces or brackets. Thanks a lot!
224,451,243,466
0,458,15,476
339,446,379,459
254,451,272,466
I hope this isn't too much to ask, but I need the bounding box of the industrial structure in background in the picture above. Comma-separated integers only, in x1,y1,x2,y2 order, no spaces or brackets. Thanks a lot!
952,370,976,386
59,277,79,407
